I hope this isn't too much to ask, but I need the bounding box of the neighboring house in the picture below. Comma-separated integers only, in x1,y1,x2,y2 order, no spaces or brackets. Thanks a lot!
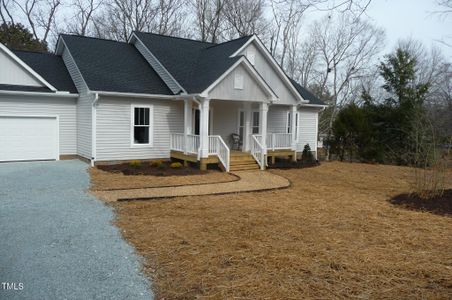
0,33,325,171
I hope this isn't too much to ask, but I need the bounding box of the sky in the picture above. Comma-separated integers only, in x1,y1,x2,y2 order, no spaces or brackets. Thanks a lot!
364,0,452,59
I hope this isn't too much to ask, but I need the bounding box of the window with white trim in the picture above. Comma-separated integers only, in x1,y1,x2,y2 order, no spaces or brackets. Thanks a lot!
234,72,244,90
132,106,153,145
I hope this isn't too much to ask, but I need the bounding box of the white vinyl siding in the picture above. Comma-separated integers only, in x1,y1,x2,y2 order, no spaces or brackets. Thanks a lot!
95,96,183,161
267,105,289,134
238,43,299,105
209,64,269,101
61,45,92,159
0,96,76,155
210,101,241,147
0,49,43,87
297,108,319,152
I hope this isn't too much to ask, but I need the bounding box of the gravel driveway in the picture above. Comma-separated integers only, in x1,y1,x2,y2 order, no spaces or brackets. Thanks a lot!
0,160,153,300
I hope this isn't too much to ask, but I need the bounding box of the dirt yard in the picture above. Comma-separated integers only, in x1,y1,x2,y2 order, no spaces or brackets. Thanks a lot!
110,162,452,299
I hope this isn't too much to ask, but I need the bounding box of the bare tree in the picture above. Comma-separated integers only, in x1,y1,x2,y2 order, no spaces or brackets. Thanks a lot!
222,0,267,39
269,0,310,69
191,0,224,42
66,0,103,36
0,0,15,24
95,0,187,41
308,14,385,160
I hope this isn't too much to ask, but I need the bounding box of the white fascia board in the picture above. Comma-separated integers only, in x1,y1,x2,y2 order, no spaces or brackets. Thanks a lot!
93,90,178,99
200,57,277,102
0,43,57,92
0,90,78,98
130,33,187,94
230,35,307,103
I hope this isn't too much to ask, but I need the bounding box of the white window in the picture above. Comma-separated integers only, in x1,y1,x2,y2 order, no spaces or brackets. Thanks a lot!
131,105,153,146
247,50,256,65
234,72,244,90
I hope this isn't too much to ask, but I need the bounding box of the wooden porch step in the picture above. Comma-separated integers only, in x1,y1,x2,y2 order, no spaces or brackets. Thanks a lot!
230,164,260,171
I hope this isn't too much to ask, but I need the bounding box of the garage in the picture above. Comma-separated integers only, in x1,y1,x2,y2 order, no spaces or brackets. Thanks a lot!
0,115,59,162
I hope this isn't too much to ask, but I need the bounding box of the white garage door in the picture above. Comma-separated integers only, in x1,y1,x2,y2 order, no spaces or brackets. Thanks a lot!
0,116,58,162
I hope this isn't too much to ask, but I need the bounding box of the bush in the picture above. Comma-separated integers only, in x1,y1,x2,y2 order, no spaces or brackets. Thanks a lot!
301,144,314,164
150,160,163,168
170,162,183,169
129,160,142,168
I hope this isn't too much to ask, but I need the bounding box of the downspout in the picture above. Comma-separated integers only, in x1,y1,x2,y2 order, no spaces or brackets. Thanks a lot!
91,92,99,167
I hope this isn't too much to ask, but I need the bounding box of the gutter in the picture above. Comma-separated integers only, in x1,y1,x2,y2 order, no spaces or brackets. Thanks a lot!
92,91,178,99
0,90,79,98
91,92,99,167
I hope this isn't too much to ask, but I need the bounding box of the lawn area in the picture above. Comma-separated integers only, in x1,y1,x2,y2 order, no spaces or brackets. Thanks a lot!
111,161,452,299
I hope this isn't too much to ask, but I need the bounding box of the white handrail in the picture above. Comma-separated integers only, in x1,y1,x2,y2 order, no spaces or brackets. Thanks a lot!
251,134,265,170
208,135,230,172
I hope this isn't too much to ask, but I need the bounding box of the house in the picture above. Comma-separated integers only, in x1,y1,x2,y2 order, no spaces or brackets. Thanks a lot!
0,33,325,171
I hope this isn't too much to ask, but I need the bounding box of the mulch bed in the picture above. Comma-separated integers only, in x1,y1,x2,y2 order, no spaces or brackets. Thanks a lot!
97,161,206,176
390,189,452,216
267,158,319,169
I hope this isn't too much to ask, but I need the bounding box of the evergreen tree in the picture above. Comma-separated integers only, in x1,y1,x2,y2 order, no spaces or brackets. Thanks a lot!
0,23,48,53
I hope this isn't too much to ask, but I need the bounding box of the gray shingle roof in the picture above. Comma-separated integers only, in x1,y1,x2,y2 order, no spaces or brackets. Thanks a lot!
289,78,325,106
0,84,52,93
134,32,253,93
60,34,172,95
12,50,77,93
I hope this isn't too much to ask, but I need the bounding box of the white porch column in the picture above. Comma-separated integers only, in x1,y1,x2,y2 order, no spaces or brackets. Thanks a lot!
243,102,252,151
183,98,193,154
199,98,210,158
260,102,268,154
291,104,297,150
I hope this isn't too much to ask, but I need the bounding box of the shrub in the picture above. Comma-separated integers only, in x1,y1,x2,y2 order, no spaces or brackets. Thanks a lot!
170,162,183,169
301,144,315,164
150,160,163,167
129,160,142,168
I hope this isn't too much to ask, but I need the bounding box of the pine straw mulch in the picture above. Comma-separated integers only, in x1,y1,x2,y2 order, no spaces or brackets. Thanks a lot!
90,167,238,191
390,189,452,216
110,162,452,299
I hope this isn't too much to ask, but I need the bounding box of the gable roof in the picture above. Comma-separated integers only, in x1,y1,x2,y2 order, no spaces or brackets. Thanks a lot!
289,79,326,106
12,50,77,93
59,34,172,95
133,32,253,93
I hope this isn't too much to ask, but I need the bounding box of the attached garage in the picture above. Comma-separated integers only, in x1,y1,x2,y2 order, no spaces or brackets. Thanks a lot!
0,115,59,162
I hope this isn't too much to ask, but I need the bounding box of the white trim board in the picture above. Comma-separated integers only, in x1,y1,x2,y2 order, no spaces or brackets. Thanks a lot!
230,35,308,104
201,57,278,102
0,43,57,91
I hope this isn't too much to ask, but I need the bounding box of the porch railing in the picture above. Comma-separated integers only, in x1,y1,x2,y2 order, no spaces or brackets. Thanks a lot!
170,133,229,172
267,133,292,150
170,133,200,155
250,134,265,170
209,135,230,172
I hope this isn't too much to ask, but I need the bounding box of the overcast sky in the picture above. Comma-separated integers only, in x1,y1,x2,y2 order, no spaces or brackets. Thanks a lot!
364,0,452,59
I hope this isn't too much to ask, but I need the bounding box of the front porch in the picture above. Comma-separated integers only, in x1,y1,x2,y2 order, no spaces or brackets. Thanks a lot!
169,98,300,172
